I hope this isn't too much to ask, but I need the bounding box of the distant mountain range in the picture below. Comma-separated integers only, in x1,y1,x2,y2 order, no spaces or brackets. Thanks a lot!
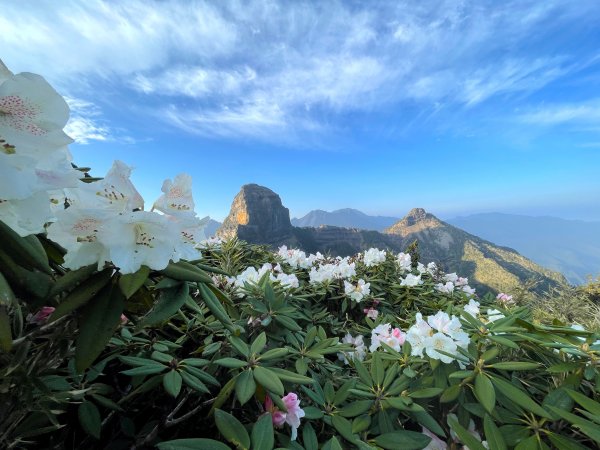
447,213,600,285
292,208,398,231
215,184,567,294
277,207,600,285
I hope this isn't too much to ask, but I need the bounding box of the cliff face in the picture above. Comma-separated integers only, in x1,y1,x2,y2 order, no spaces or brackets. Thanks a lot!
217,184,295,245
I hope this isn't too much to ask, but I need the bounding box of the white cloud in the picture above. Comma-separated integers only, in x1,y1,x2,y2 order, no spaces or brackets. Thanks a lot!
2,0,599,140
519,101,600,125
64,97,111,144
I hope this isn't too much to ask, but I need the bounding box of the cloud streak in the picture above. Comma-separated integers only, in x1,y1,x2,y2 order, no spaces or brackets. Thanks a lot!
2,0,599,141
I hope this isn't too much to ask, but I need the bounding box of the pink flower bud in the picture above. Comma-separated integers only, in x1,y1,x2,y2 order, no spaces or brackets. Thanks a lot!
30,306,55,325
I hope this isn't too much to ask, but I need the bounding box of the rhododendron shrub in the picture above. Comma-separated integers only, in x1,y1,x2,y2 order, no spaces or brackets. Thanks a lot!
1,59,600,450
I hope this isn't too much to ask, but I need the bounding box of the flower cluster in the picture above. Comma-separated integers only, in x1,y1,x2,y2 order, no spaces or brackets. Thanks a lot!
308,257,356,284
496,292,515,306
396,252,412,272
277,245,323,269
231,262,299,295
0,65,81,236
343,278,370,302
362,247,386,267
369,323,406,352
406,311,469,364
337,333,367,363
46,162,209,274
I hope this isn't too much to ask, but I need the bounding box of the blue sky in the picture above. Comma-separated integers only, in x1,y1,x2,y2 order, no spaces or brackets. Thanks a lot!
2,0,600,221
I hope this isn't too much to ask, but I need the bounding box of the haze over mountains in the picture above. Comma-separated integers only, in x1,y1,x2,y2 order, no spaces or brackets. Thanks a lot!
292,209,398,231
214,184,567,294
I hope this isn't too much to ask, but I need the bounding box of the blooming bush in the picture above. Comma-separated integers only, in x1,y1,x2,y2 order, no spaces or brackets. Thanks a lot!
1,59,600,449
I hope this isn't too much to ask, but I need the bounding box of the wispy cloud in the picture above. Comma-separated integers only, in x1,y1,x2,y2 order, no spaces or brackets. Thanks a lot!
519,101,600,125
64,97,111,144
2,0,599,141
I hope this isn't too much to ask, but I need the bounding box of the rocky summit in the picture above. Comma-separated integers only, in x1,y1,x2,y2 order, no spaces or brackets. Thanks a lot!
218,184,568,294
217,184,294,245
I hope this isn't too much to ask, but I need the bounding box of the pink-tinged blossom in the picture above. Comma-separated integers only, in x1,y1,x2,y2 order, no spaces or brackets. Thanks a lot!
496,292,515,306
30,306,55,325
120,314,129,325
264,393,305,441
370,323,406,352
364,307,379,320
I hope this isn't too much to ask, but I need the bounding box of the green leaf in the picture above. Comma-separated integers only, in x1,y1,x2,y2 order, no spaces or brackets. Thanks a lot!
338,400,373,418
121,365,167,376
353,358,373,386
491,376,551,419
229,335,250,358
351,415,371,434
235,370,256,405
274,314,301,331
489,362,541,371
118,265,150,299
0,272,15,306
251,413,274,450
214,358,248,369
250,332,267,355
324,436,343,450
374,431,433,450
156,439,231,450
268,367,313,384
447,416,486,450
409,411,446,438
75,284,124,372
78,401,101,439
180,370,210,394
483,414,507,450
440,384,461,403
0,221,52,274
331,415,357,444
259,347,289,361
547,433,589,450
253,366,284,396
409,387,443,399
547,406,600,443
163,370,182,397
138,282,188,327
302,423,319,450
371,352,384,386
215,409,250,450
89,394,124,412
198,283,234,327
475,373,496,414
160,261,213,283
565,389,600,419
50,269,112,321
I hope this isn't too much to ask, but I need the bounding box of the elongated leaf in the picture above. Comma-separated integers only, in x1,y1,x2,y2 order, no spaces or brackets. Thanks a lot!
250,332,267,355
180,370,210,394
160,261,213,283
259,347,289,361
215,409,250,450
235,370,256,405
268,367,313,384
214,358,248,369
156,439,231,450
338,400,373,418
447,416,486,450
374,431,432,450
47,264,97,298
78,401,101,439
547,406,600,443
121,365,167,377
138,282,188,327
0,271,16,306
163,370,182,397
50,269,112,321
475,373,496,414
331,415,358,444
0,221,51,274
274,314,301,331
483,414,507,450
491,376,551,419
253,366,284,396
409,387,443,399
489,362,541,371
198,283,233,327
118,265,150,299
251,413,274,450
565,389,600,419
75,284,124,372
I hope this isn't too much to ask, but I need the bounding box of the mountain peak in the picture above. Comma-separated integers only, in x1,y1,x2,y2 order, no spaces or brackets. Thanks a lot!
385,208,444,234
217,184,292,244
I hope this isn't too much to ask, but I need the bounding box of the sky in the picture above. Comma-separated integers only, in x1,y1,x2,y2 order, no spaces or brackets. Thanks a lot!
2,0,600,222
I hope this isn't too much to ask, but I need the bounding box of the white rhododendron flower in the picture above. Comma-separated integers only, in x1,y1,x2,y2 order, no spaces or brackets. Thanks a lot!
309,258,356,284
0,192,55,236
462,285,476,296
363,248,386,267
435,281,454,294
337,333,367,364
463,299,480,317
396,252,412,272
444,272,459,283
406,311,469,363
370,323,406,352
401,273,423,287
198,236,223,248
0,71,72,154
344,279,370,302
152,173,195,217
421,427,448,450
274,272,299,289
455,277,469,287
427,262,437,275
96,211,182,273
47,207,112,270
277,246,322,269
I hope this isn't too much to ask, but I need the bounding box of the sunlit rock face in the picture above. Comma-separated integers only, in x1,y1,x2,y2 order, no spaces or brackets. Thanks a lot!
217,184,293,245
